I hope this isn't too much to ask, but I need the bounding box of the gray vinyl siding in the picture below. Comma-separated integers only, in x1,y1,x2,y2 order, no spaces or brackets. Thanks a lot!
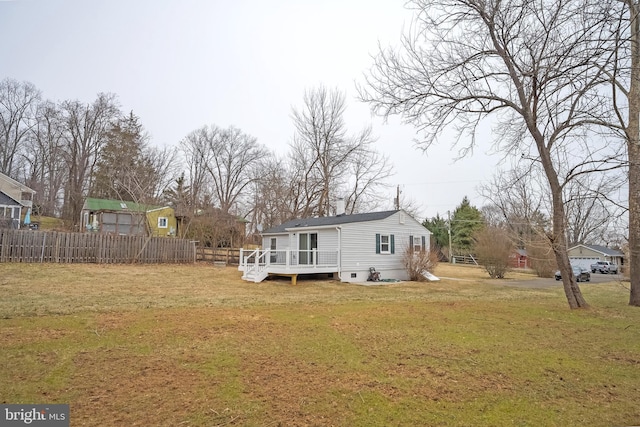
263,229,339,251
262,234,289,251
340,211,430,280
316,229,339,251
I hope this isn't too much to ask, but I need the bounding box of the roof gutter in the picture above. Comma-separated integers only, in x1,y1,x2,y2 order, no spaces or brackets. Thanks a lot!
262,224,347,235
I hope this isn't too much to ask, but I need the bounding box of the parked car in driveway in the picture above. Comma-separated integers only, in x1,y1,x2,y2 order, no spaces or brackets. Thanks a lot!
555,266,591,282
590,261,618,274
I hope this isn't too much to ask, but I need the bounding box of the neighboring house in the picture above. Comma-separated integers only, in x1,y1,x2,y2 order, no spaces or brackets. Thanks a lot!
239,208,431,283
510,249,528,269
0,172,36,229
568,244,625,270
81,198,177,237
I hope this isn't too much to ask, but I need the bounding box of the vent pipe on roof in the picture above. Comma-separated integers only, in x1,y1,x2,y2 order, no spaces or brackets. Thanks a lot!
336,198,345,216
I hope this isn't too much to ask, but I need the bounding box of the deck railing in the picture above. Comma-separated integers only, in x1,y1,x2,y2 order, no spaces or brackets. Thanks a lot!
240,248,339,271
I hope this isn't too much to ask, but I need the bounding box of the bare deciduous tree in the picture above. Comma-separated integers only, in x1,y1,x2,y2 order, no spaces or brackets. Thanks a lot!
178,123,268,227
179,126,213,211
290,86,361,217
360,0,624,308
202,125,268,215
480,163,624,253
598,0,640,305
480,165,550,250
143,145,180,202
250,155,295,232
23,100,66,216
60,93,120,227
0,78,41,177
564,172,626,245
344,141,393,214
290,85,393,217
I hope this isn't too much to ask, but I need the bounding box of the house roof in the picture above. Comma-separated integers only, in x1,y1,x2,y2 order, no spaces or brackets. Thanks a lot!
0,172,36,194
571,244,624,257
263,210,400,234
0,191,21,206
83,197,164,213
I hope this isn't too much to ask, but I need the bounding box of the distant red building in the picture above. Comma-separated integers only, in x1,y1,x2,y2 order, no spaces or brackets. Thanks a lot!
510,249,528,269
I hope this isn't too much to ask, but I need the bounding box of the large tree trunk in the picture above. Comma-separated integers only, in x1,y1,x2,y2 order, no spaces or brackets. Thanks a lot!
630,142,640,306
551,190,589,309
628,0,640,306
534,131,588,309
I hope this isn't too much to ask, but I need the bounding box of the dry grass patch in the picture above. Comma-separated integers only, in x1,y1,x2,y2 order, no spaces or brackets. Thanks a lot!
435,262,537,281
0,263,548,318
1,263,639,426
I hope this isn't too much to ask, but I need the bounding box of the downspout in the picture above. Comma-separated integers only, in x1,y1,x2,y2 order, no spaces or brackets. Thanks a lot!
336,226,342,281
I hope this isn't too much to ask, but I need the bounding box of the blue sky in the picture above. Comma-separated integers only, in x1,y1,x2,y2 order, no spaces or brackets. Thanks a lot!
0,0,501,220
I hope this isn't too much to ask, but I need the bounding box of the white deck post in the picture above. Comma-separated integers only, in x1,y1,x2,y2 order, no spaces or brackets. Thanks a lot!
254,249,259,272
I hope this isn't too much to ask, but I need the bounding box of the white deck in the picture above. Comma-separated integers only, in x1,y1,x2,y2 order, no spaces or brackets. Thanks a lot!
239,249,339,282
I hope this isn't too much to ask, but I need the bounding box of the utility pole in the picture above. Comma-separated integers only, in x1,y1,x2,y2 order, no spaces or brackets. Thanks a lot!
447,210,453,263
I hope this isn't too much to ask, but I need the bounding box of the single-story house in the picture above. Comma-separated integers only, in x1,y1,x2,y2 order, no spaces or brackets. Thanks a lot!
81,197,177,237
568,244,624,270
239,208,431,283
0,172,36,229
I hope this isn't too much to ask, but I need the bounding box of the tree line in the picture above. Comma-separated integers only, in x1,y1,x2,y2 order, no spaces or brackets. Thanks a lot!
425,191,624,281
0,80,392,239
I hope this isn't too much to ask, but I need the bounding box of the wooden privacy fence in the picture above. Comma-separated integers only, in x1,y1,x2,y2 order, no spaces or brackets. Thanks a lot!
0,229,196,264
196,247,241,265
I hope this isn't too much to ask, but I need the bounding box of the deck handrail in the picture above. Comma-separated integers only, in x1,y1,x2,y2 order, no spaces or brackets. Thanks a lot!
240,248,338,272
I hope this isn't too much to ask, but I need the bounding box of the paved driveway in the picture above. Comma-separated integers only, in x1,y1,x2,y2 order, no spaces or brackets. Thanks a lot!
489,272,624,289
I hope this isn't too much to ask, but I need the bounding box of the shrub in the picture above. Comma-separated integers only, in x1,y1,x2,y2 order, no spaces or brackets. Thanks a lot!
403,246,439,281
526,236,556,278
473,226,513,279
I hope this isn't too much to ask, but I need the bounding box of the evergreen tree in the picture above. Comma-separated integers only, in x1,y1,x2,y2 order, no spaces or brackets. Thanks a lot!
91,112,154,203
451,196,484,255
423,213,448,251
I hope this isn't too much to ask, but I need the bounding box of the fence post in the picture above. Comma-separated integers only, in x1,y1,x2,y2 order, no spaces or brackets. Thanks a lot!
40,233,46,263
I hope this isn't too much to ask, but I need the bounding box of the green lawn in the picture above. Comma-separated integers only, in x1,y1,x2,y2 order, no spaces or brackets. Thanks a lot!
0,263,638,426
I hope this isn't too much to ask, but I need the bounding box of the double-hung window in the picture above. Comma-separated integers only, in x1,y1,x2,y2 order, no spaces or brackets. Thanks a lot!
380,235,391,253
410,235,426,253
376,233,395,254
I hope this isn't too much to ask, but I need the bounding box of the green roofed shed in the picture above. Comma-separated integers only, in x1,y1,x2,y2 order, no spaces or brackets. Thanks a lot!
83,198,163,213
81,198,177,237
